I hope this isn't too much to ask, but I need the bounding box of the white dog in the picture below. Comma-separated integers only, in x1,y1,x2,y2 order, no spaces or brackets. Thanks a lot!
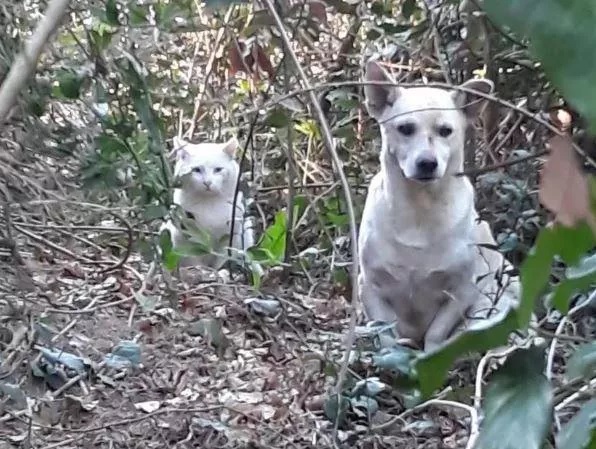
358,60,519,352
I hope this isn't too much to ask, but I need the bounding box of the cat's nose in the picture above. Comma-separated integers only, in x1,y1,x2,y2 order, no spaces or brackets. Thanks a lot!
203,180,212,189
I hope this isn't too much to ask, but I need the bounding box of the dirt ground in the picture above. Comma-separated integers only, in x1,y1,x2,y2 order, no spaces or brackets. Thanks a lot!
0,223,483,449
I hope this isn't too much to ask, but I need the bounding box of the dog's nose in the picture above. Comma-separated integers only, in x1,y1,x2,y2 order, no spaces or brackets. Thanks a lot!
415,156,438,176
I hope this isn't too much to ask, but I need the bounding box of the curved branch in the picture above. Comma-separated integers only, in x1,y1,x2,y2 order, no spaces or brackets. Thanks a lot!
0,0,71,123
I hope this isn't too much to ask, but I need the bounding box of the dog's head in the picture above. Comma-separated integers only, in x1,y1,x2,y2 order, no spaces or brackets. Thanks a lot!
363,60,493,183
173,137,239,196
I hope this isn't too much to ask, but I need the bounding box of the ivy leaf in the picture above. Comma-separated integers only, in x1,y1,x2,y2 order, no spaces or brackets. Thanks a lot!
372,345,416,378
566,341,596,381
104,340,141,369
475,346,553,449
556,399,596,449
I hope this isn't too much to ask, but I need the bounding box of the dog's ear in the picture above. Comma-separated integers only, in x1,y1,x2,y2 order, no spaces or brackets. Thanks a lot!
452,79,494,119
364,60,400,119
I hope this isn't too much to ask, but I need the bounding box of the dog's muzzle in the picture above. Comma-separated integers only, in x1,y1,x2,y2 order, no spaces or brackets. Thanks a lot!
413,155,438,181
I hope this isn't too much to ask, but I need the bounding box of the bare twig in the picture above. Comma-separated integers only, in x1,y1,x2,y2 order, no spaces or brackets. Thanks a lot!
0,0,71,122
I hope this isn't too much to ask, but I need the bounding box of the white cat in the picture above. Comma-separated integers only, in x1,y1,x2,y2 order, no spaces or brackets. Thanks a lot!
161,136,258,271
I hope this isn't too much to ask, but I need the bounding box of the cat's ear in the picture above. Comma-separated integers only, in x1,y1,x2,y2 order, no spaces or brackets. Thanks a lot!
173,135,187,149
363,60,401,120
172,136,190,161
222,137,239,158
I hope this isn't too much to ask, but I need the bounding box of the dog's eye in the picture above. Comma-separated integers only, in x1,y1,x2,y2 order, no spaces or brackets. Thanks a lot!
192,167,202,173
438,126,453,137
397,123,416,136
214,167,223,173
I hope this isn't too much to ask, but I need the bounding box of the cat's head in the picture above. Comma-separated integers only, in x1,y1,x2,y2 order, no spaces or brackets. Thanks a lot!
172,137,240,195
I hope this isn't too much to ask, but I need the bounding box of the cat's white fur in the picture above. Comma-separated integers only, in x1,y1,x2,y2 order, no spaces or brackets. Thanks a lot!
162,136,257,270
358,60,520,352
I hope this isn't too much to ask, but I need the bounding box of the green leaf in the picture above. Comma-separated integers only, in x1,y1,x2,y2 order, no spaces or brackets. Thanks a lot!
159,228,180,270
264,108,291,128
521,223,595,316
567,254,596,279
415,312,518,397
163,250,180,271
97,134,128,156
203,0,244,9
484,0,596,132
143,204,168,221
56,71,83,99
401,0,417,19
556,399,596,449
476,346,553,449
129,5,149,25
105,0,120,25
372,346,416,378
90,22,116,52
323,394,350,427
255,210,287,263
566,341,596,381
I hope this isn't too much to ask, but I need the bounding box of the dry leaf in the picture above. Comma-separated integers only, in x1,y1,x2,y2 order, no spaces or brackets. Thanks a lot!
309,0,328,24
253,44,274,80
550,109,572,132
539,135,592,227
134,400,161,413
227,43,245,75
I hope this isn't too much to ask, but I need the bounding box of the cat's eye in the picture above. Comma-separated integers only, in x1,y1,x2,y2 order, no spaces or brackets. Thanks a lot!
397,123,416,136
214,167,224,173
192,167,202,173
438,125,453,137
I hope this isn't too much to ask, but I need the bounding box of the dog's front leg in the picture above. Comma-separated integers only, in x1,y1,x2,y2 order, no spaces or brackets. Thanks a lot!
423,289,471,352
358,273,398,322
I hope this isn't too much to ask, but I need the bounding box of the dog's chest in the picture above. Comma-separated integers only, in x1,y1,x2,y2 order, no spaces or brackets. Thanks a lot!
363,216,476,314
371,233,473,284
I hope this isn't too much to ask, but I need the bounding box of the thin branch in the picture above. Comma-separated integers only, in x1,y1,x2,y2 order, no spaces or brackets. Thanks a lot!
261,0,360,411
546,291,596,382
457,149,548,178
0,0,71,123
242,80,596,167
